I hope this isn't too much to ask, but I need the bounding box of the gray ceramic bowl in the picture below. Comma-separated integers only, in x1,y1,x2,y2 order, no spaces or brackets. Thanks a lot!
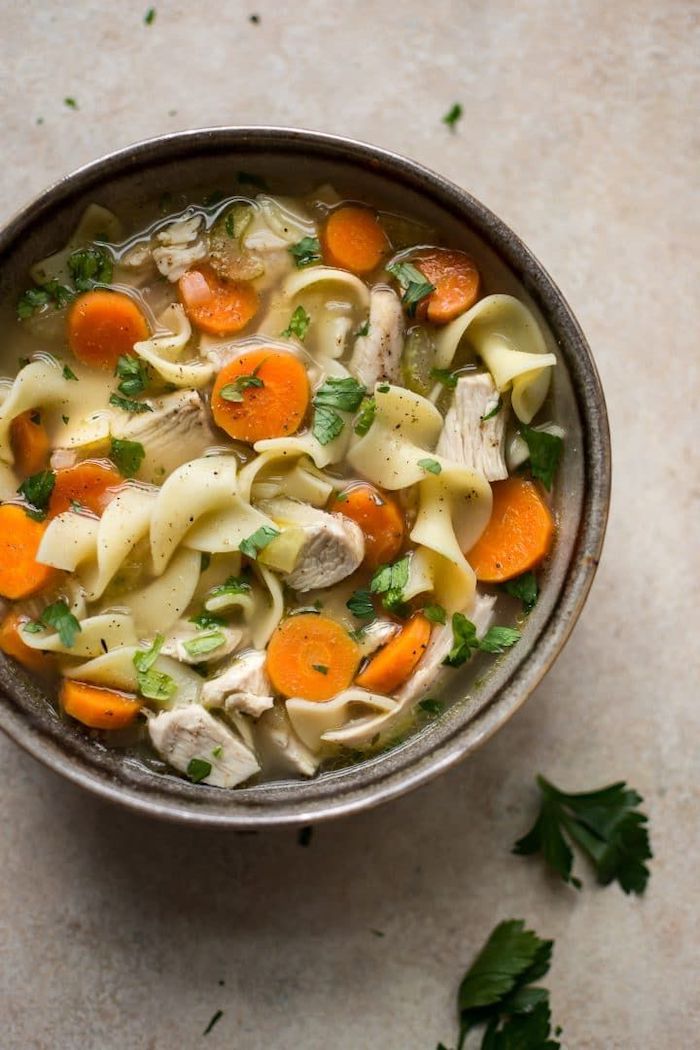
0,127,610,827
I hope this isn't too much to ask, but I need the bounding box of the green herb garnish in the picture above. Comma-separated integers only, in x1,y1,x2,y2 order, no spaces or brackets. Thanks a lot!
67,246,113,290
346,589,375,620
133,635,177,701
418,457,441,475
501,571,539,613
442,103,463,131
189,610,227,630
370,555,410,611
64,97,78,109
18,469,55,515
312,376,366,446
182,631,226,658
519,426,563,491
187,757,212,784
430,367,458,389
312,664,329,675
443,613,521,667
281,305,311,341
481,396,503,421
29,599,81,648
239,526,280,559
16,280,73,319
289,236,321,268
354,396,376,436
514,775,652,894
423,604,446,625
109,437,145,477
109,393,152,414
418,697,443,715
115,355,149,397
144,7,156,25
355,320,370,338
207,575,251,599
219,369,265,402
387,261,435,316
62,364,78,381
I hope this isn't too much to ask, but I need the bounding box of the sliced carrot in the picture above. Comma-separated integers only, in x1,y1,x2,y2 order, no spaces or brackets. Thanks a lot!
355,613,431,694
0,610,55,675
266,613,360,701
10,411,50,476
48,461,123,518
329,483,405,569
60,679,142,730
211,348,309,444
67,290,149,370
322,205,389,275
0,505,59,600
467,476,554,582
178,264,258,336
414,248,480,324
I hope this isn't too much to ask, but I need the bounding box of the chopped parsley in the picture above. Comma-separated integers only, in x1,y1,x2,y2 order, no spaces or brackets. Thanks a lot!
62,364,78,381
109,393,152,414
189,610,227,630
239,526,280,559
133,635,177,701
144,7,156,24
423,603,446,625
355,320,370,338
312,664,329,675
442,102,463,131
354,396,376,436
312,376,366,445
16,280,73,319
289,236,321,268
207,575,251,599
183,631,226,658
281,305,311,341
376,383,390,393
18,469,55,516
346,589,375,620
109,437,145,477
430,367,458,389
501,571,539,613
418,697,443,715
219,369,264,402
27,599,81,648
481,395,503,421
187,757,212,784
64,97,78,109
514,775,652,894
370,555,410,611
212,746,223,758
418,457,441,475
443,613,521,667
115,355,150,397
519,425,563,491
387,261,435,316
67,246,113,290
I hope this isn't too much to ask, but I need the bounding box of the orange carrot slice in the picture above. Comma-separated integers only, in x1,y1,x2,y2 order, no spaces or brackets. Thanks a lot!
211,348,309,444
0,505,59,599
323,205,389,275
178,264,258,336
467,476,554,582
0,610,55,674
48,461,123,518
67,290,149,370
60,679,142,730
10,411,50,476
329,482,405,569
355,613,431,694
414,248,480,324
266,613,360,701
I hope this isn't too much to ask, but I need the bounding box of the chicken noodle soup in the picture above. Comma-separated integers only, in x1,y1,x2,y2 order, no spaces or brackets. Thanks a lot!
0,187,563,788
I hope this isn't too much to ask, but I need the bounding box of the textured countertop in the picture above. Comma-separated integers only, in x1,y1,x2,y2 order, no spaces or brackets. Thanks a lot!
1,2,698,1047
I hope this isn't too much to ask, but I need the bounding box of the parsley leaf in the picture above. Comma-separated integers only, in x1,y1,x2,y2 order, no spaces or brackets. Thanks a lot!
281,305,311,340
289,236,321,268
35,599,81,648
133,635,177,701
423,603,446,624
109,393,153,414
419,697,443,715
355,320,370,338
354,396,376,436
501,571,539,613
67,246,113,291
133,635,163,673
109,437,145,477
219,371,264,402
443,613,520,667
346,588,375,620
144,7,156,25
312,377,366,446
115,355,149,397
430,367,458,389
62,364,78,381
481,396,503,421
187,757,212,784
18,469,55,514
418,457,441,475
442,103,463,131
16,280,73,320
182,631,226,658
513,775,652,894
312,405,344,445
64,97,78,109
387,261,435,316
370,555,409,611
519,426,563,491
312,663,329,675
207,575,251,600
189,610,227,630
239,526,280,559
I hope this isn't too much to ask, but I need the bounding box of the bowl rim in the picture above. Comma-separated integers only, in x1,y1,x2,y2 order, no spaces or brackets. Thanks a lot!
0,126,611,827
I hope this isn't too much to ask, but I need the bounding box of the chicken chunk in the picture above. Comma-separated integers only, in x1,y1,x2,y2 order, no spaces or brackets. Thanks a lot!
349,286,404,388
436,373,508,481
201,649,275,718
148,705,260,788
255,705,321,777
259,499,365,593
152,215,207,282
111,389,217,481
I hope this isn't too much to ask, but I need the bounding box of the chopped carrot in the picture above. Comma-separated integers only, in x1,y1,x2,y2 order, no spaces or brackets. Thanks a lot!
67,290,149,370
0,610,55,675
0,505,59,600
48,461,123,518
322,205,389,275
266,613,360,702
60,679,142,730
355,613,431,694
178,264,259,336
10,410,50,476
467,476,554,582
211,348,310,444
329,482,405,569
413,248,480,324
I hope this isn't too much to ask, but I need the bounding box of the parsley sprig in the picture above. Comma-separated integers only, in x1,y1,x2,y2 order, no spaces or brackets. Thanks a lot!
513,775,652,894
25,599,81,648
219,367,265,402
520,426,563,491
387,260,435,316
501,571,539,613
370,555,410,612
16,245,113,320
312,376,366,446
239,526,279,559
281,305,311,341
443,613,520,667
115,355,149,398
289,236,321,268
17,469,55,520
133,635,177,702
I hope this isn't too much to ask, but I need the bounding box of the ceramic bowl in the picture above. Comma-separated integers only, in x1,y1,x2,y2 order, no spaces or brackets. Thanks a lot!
0,128,610,827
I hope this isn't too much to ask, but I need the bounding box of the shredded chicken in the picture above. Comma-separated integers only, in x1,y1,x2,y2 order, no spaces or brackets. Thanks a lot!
202,649,275,718
148,705,260,788
111,390,216,479
436,373,508,481
152,214,207,281
349,286,404,388
259,499,365,592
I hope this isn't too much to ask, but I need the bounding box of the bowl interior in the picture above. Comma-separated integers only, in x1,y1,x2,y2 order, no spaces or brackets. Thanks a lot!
0,129,609,826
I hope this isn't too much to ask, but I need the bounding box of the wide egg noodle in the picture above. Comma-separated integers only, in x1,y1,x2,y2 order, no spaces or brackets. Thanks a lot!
36,511,100,571
132,303,214,389
79,486,157,600
21,612,137,658
283,266,371,310
0,358,81,464
116,547,201,635
249,564,285,649
434,294,557,424
63,644,203,706
286,689,399,752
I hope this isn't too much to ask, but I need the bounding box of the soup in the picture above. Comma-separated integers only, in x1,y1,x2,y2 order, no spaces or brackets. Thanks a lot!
0,185,563,788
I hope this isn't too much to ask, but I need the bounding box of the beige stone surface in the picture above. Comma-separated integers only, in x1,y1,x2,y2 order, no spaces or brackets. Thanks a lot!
1,1,698,1046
